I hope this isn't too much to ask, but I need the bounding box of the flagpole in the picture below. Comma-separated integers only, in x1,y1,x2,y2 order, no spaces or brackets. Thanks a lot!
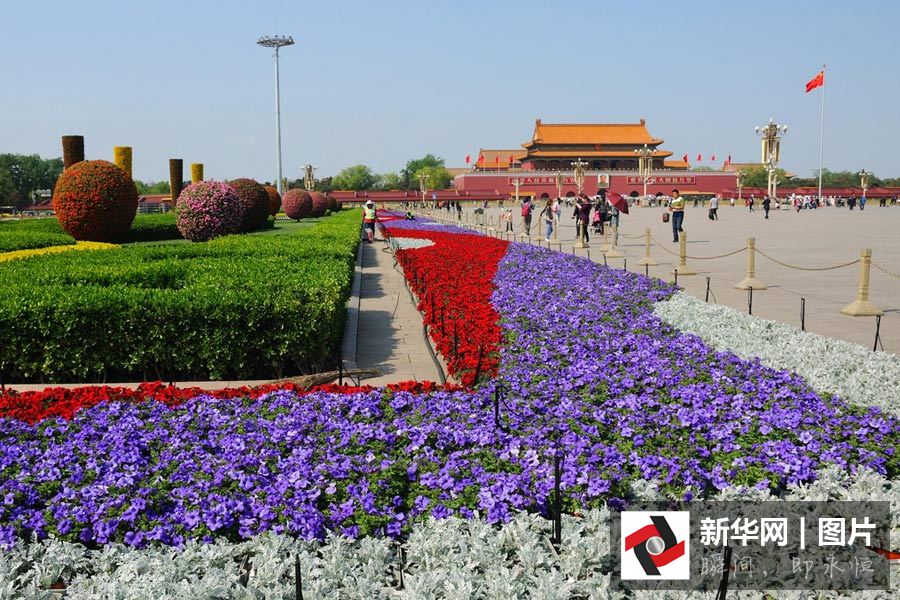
817,64,826,203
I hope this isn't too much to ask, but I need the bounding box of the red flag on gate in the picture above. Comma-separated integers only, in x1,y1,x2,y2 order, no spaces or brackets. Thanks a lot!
682,154,688,163
495,154,500,165
805,70,824,93
508,154,514,165
465,154,471,164
711,154,716,162
697,154,702,162
725,155,731,166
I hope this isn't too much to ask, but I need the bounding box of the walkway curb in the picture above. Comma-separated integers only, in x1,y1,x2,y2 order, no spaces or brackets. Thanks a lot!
341,237,365,373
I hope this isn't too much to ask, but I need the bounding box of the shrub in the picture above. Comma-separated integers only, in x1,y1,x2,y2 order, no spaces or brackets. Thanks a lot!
310,192,328,218
264,185,281,216
229,178,270,232
0,231,75,253
0,214,181,245
175,181,241,242
117,213,182,243
0,211,362,383
326,194,340,213
282,189,312,220
52,160,139,242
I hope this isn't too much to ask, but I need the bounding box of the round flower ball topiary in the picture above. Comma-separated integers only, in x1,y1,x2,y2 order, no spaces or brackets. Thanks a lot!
326,194,340,213
309,192,328,218
264,185,281,217
282,189,313,220
52,160,139,242
175,181,242,242
228,178,270,232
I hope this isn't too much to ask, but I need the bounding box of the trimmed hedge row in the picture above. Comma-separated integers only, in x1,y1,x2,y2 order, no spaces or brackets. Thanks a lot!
0,210,361,383
0,214,183,245
0,231,75,253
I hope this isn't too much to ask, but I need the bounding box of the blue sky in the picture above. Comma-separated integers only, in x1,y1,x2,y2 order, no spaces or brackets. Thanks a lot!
2,0,898,182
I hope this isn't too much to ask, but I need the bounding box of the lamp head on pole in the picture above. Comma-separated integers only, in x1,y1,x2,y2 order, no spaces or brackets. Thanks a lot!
257,35,295,49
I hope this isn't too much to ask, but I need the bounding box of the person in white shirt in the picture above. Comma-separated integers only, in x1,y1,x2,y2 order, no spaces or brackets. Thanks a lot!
708,194,720,220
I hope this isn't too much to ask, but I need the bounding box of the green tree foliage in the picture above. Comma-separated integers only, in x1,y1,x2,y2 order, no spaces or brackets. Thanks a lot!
134,180,171,195
415,166,453,190
0,154,64,208
401,154,444,188
313,177,333,193
0,168,18,207
331,165,378,191
737,165,790,189
376,172,402,190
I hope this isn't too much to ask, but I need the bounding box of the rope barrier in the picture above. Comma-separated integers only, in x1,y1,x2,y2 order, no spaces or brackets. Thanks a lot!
650,236,746,260
755,248,860,272
871,261,900,279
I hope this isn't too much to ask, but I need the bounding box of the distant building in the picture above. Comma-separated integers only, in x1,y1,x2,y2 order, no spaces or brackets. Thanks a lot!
453,118,737,199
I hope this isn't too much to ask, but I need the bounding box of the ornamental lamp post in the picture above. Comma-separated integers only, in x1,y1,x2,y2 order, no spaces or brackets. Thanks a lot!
736,170,745,205
554,171,564,200
859,169,870,196
418,172,428,208
257,35,294,196
511,176,524,204
634,143,654,201
755,118,787,200
303,163,316,191
572,158,588,195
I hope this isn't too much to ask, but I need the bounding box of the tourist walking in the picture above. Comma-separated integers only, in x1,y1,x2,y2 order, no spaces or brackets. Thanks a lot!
848,196,857,211
455,200,462,220
521,198,533,235
708,194,720,220
363,200,377,243
860,195,867,211
575,194,591,244
669,189,685,242
501,207,513,232
552,197,561,237
539,198,554,241
748,195,755,213
763,196,771,220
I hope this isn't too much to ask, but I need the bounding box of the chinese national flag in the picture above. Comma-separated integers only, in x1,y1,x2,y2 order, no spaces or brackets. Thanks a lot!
478,155,485,166
725,155,731,166
508,155,514,165
697,154,702,162
682,154,688,163
711,154,716,162
465,154,471,164
805,70,824,93
495,154,500,165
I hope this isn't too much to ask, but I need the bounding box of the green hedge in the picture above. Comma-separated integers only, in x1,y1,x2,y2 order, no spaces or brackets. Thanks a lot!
0,213,183,247
0,210,361,383
0,231,75,253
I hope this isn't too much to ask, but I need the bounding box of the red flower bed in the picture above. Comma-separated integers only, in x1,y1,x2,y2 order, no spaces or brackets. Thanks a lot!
381,225,509,386
0,380,454,424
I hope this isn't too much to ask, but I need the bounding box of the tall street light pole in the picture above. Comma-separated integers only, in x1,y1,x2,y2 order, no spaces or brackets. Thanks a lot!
634,143,653,202
572,158,588,195
755,118,787,201
257,35,294,196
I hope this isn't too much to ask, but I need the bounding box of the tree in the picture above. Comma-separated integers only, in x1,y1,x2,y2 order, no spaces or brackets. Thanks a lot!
134,180,171,195
376,172,402,190
314,177,333,193
0,168,18,207
416,166,453,190
0,154,64,204
331,164,378,191
738,165,789,189
401,154,444,189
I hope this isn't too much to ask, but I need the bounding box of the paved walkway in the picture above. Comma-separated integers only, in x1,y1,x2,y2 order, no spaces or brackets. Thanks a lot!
426,203,900,355
354,235,444,386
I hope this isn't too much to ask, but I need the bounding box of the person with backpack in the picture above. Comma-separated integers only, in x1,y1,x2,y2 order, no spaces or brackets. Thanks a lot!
763,196,771,219
574,194,592,245
363,200,377,242
521,198,533,236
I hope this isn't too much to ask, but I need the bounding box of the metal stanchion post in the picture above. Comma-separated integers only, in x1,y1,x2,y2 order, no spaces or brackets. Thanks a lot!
801,298,806,331
637,228,658,266
671,232,695,275
840,249,884,316
705,276,711,302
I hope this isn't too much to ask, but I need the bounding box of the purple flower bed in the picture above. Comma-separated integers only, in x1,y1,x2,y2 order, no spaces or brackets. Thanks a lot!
0,236,897,549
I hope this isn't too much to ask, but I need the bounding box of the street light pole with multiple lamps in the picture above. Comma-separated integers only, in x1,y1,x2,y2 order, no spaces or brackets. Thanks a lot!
754,118,787,201
256,35,294,196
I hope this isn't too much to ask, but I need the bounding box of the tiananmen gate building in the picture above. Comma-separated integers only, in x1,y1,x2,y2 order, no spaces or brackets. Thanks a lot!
452,118,737,200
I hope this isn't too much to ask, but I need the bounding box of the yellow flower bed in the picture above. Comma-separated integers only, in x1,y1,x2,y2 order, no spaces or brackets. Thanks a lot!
0,241,118,263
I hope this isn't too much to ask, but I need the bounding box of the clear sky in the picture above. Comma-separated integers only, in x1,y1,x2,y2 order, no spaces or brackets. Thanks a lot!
2,0,898,182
